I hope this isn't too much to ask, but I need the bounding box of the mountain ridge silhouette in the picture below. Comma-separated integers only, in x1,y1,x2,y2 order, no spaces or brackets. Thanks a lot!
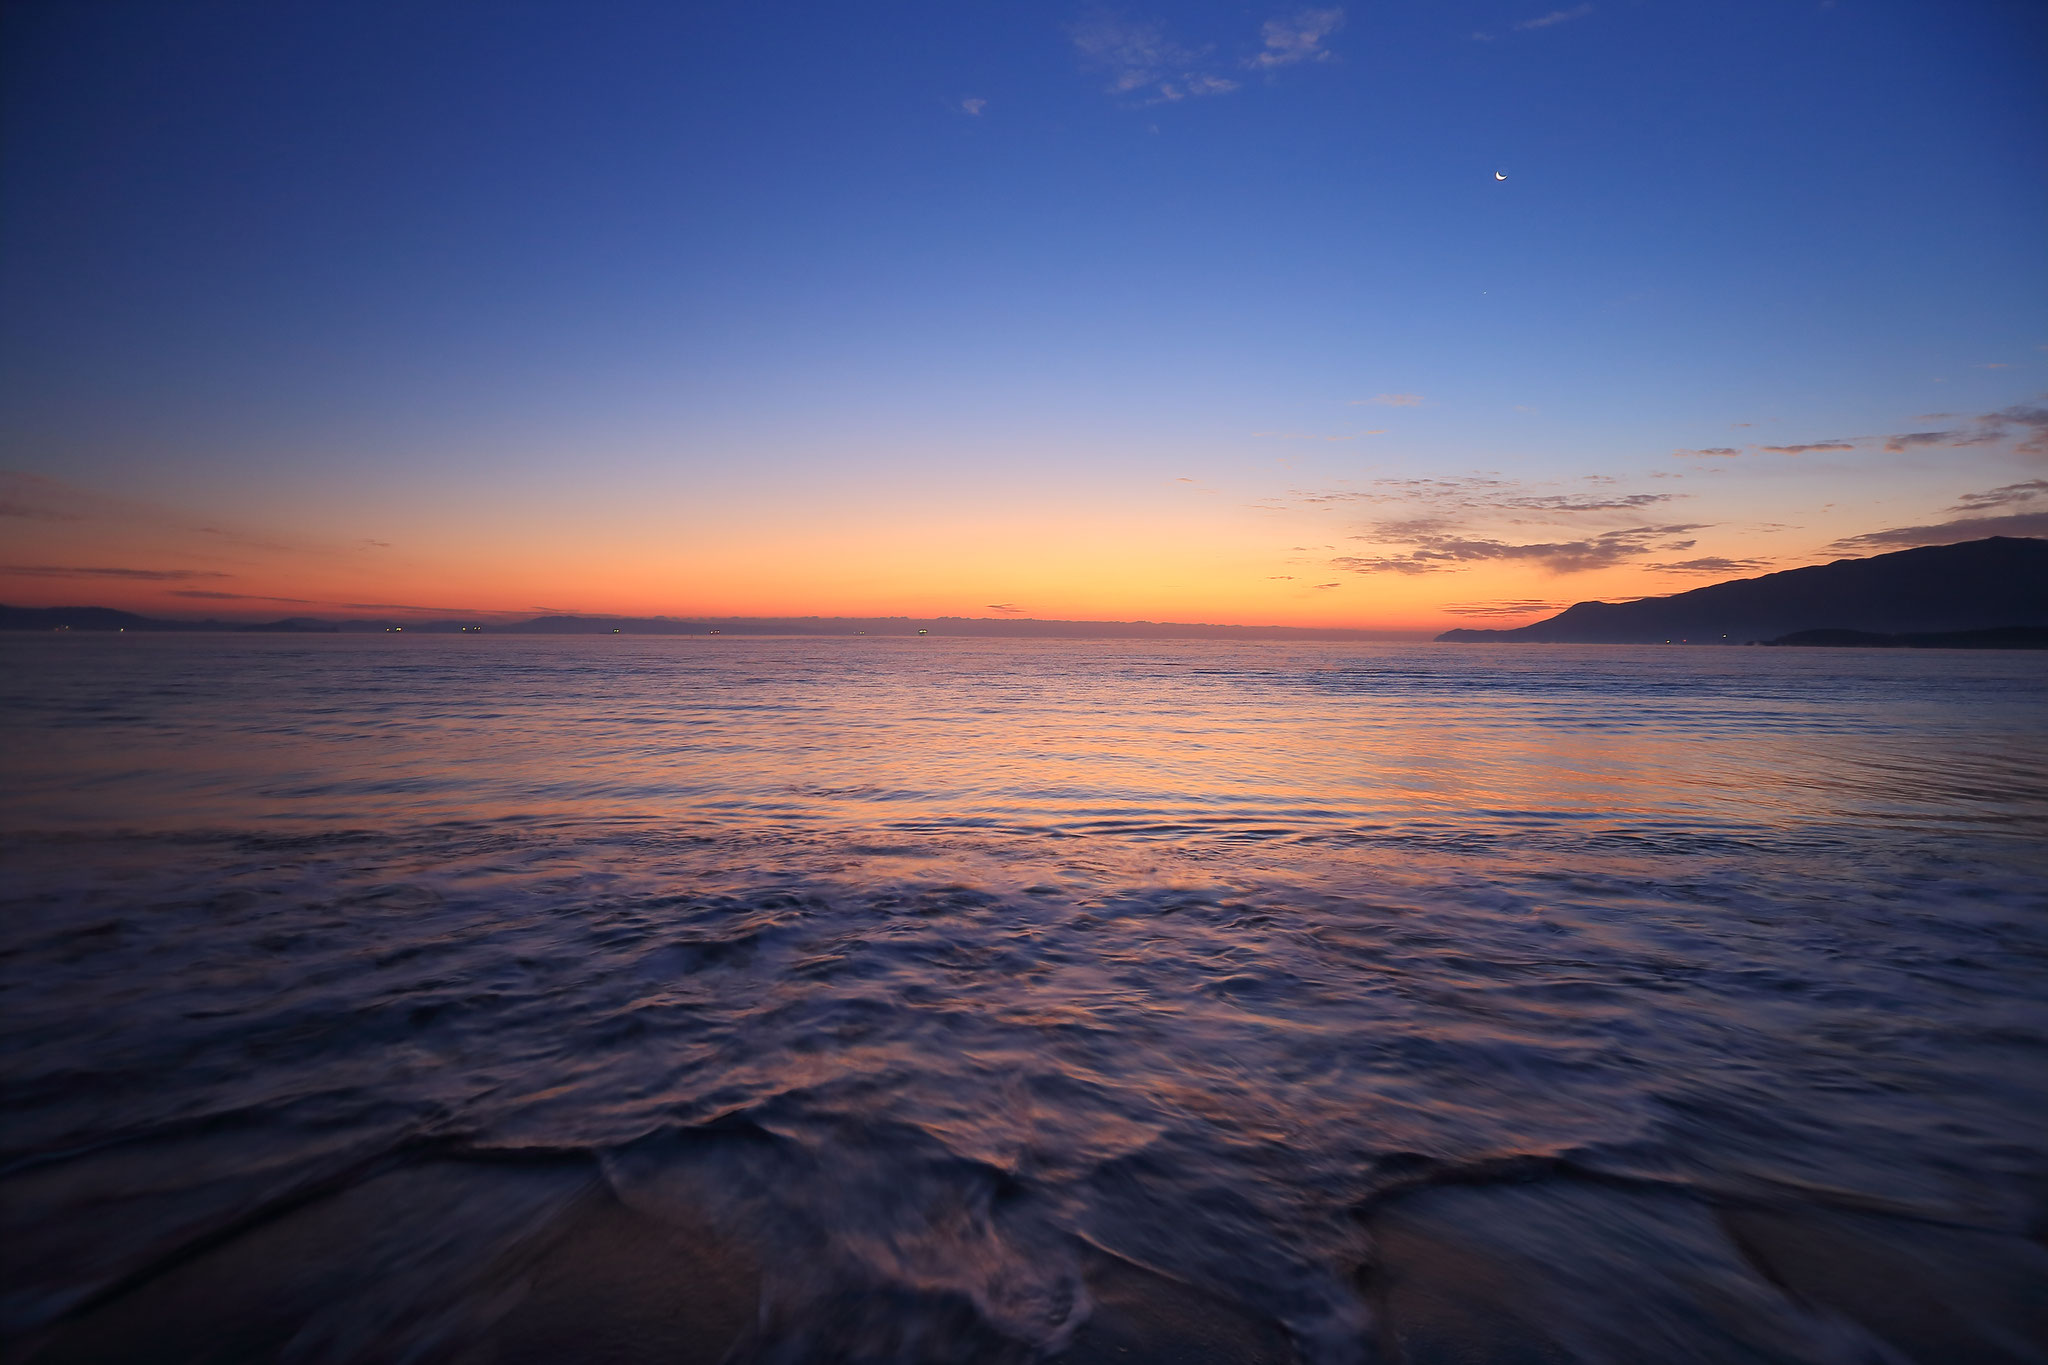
1437,537,2048,644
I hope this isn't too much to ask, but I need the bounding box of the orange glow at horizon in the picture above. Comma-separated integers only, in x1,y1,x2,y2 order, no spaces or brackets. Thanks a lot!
0,455,1984,632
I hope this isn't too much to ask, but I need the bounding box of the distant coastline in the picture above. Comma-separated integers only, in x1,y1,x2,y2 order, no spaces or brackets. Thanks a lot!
0,604,1421,643
13,536,2045,647
1761,626,2048,650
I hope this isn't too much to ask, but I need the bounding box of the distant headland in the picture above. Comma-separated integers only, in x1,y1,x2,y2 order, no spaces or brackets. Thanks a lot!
1436,537,2048,646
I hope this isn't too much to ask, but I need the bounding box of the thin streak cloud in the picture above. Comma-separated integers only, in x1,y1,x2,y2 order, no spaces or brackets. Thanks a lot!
1647,556,1775,575
1516,4,1593,30
2,564,232,581
171,590,322,602
1949,479,2048,512
1828,510,2048,553
1440,599,1565,617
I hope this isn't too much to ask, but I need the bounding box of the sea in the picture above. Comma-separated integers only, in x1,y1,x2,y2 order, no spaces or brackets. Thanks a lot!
2,634,2045,1364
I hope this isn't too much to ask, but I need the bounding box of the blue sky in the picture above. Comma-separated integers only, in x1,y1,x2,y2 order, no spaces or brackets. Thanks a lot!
3,0,2043,624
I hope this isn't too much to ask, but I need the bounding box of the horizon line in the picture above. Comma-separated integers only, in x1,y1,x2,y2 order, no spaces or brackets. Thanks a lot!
0,603,1439,640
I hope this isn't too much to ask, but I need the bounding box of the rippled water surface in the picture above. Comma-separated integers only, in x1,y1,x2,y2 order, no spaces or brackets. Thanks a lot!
3,635,2045,1362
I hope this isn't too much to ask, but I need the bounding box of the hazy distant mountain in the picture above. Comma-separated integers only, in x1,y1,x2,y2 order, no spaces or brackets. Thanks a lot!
496,615,1403,640
0,606,432,633
0,605,214,632
1437,537,2048,644
0,605,1407,642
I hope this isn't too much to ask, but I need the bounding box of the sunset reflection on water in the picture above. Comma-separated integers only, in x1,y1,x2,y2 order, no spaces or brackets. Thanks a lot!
3,634,2040,839
2,635,2044,1363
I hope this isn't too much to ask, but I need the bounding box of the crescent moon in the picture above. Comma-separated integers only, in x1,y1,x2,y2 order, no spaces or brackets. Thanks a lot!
1494,171,1507,181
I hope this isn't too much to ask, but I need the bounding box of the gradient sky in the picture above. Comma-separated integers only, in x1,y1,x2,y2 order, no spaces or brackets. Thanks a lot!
3,0,2044,629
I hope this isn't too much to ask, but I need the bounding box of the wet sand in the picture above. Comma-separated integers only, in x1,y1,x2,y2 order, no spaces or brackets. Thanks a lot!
11,1153,2044,1364
8,1152,1296,1365
1354,1166,2048,1365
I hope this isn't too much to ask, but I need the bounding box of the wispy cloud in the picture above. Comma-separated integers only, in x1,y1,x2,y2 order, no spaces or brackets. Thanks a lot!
1647,556,1774,575
1249,8,1344,68
0,494,83,521
1334,524,1702,576
1289,477,1679,516
1949,479,2048,512
1477,3,1592,39
1756,404,2048,460
1829,510,2048,553
1494,492,1676,513
1980,403,2048,459
1880,430,1967,453
0,469,321,556
1072,17,1199,94
170,590,322,603
1515,491,1671,511
1671,447,1741,458
0,471,105,522
2,564,231,581
961,97,987,116
1072,17,1235,101
1868,404,2048,457
1355,393,1423,407
1516,4,1593,30
986,603,1025,614
194,525,302,554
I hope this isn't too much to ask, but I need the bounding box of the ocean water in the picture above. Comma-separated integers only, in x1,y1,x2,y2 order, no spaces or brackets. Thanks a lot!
2,634,2045,1363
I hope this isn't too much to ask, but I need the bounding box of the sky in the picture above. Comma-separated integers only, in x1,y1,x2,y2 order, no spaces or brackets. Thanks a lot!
2,0,2044,630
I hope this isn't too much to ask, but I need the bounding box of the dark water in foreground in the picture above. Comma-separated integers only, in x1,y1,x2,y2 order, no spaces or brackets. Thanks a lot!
2,636,2045,1363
